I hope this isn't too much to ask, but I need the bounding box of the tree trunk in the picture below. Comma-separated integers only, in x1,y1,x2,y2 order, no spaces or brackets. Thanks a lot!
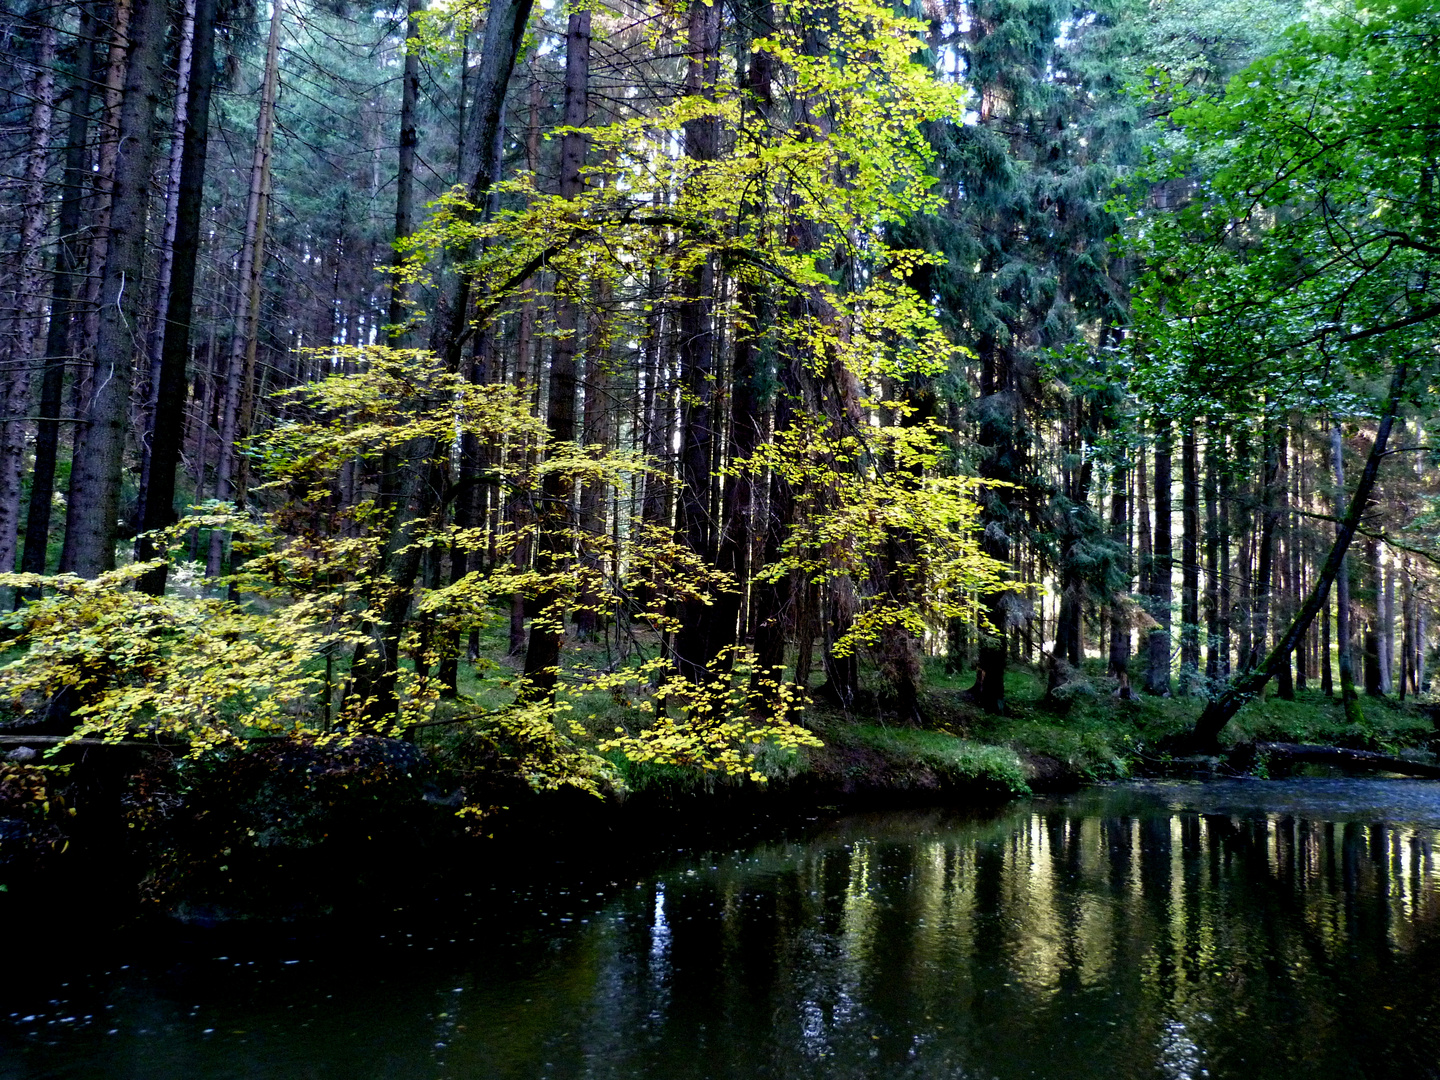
1254,425,1286,697
206,0,282,578
431,0,537,370
59,0,168,577
574,279,611,642
387,0,422,343
967,334,1017,713
72,0,137,433
672,0,723,685
1179,419,1200,692
1,6,56,579
640,268,671,530
750,329,804,707
439,33,496,695
1400,560,1413,700
1419,610,1428,695
1137,432,1152,603
1203,424,1220,683
1217,443,1232,676
135,0,219,594
1321,588,1333,695
1108,451,1131,694
136,0,198,525
709,10,772,675
21,1,96,579
1145,419,1172,695
1333,424,1361,720
501,304,535,661
1363,536,1383,696
1291,434,1307,691
1048,398,1092,696
1381,549,1395,694
521,7,589,698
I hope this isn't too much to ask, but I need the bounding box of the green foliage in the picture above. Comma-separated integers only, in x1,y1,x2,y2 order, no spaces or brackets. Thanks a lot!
590,652,819,783
1129,0,1440,421
746,411,1009,657
0,560,357,754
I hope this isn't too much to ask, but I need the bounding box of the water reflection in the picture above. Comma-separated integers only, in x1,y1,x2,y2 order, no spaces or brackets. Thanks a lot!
7,780,1440,1080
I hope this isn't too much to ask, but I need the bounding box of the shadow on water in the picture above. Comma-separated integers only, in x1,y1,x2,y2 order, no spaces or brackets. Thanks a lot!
6,778,1440,1079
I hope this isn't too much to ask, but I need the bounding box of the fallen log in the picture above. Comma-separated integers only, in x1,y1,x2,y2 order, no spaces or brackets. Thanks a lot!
1253,742,1440,779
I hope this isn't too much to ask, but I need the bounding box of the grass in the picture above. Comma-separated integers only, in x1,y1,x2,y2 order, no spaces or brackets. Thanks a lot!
915,654,1438,778
845,725,1032,794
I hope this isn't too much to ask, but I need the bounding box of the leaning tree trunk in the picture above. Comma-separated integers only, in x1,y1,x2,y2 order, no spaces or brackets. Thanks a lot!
135,0,218,595
59,0,168,577
1187,365,1407,749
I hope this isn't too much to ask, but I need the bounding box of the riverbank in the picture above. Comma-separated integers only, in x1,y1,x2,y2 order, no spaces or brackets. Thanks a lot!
2,659,1435,922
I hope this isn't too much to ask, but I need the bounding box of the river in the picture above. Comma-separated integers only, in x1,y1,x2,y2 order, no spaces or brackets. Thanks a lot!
5,779,1440,1079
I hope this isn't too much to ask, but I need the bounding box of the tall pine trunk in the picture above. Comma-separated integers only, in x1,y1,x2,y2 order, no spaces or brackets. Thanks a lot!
135,0,218,594
1179,420,1200,691
1333,424,1361,719
521,7,590,698
1145,420,1172,695
711,5,773,675
1108,451,1131,695
136,0,198,520
1363,536,1383,696
1203,424,1220,684
386,0,422,343
1,6,55,578
21,2,96,579
60,0,168,576
207,0,282,578
672,0,723,685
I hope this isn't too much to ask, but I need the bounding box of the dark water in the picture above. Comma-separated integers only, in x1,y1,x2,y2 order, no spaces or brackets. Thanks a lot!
7,779,1440,1079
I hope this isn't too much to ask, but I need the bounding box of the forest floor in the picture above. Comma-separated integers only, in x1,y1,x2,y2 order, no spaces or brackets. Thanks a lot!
576,657,1440,804
423,622,1440,808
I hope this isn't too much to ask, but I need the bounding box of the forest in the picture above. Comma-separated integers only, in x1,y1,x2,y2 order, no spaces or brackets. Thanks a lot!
0,0,1439,871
